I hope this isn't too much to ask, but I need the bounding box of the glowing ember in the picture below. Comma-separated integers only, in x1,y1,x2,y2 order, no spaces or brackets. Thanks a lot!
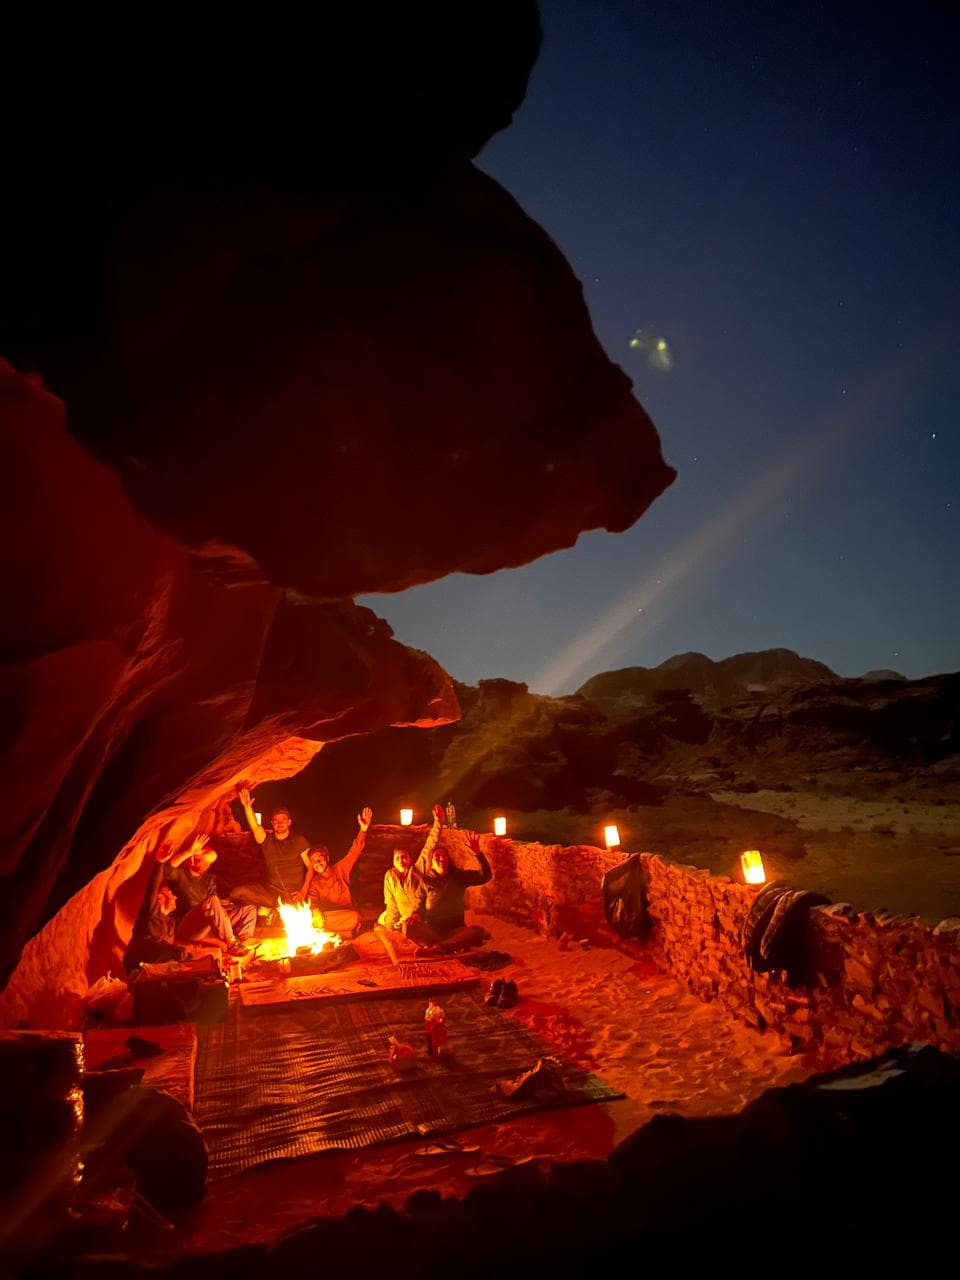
493,816,507,836
603,824,621,849
257,902,341,961
740,849,766,885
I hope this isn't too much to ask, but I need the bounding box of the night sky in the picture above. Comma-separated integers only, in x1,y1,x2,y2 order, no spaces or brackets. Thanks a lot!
360,0,958,694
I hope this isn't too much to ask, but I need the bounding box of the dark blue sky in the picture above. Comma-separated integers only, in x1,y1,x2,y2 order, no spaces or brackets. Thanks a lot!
361,0,958,694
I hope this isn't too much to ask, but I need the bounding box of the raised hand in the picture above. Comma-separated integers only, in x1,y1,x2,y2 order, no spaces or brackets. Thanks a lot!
188,833,211,856
433,803,445,826
238,786,254,808
358,806,373,831
466,831,482,856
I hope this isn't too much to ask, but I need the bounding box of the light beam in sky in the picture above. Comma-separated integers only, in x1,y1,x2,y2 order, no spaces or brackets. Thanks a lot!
532,339,940,696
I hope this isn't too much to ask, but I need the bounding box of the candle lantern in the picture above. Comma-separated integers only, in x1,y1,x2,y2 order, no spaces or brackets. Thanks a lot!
603,824,621,849
493,816,507,837
399,808,414,827
255,812,262,826
740,849,766,885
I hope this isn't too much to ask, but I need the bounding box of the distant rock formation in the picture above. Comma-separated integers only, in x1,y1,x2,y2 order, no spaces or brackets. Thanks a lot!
577,648,837,707
278,653,960,841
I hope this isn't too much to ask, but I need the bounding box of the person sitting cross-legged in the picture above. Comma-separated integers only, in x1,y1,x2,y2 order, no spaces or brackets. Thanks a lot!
160,834,256,959
409,829,492,954
374,804,443,963
298,806,372,938
123,864,190,972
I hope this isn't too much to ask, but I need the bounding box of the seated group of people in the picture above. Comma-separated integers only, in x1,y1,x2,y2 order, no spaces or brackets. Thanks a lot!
124,794,492,971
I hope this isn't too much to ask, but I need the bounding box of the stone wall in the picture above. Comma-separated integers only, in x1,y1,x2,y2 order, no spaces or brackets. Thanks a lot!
470,835,960,1069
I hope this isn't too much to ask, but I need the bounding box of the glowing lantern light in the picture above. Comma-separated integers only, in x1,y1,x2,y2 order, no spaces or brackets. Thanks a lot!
493,816,507,837
255,812,262,825
740,850,766,885
399,808,414,827
604,824,621,849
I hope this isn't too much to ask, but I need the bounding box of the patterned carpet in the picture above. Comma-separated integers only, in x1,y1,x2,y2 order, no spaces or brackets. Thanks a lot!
195,990,623,1180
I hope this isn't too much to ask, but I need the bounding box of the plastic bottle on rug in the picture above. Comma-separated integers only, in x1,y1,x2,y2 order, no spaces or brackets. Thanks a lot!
388,1035,415,1070
445,800,457,828
424,999,449,1060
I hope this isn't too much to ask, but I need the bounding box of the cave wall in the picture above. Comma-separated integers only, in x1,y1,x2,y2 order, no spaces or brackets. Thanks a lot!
471,837,960,1068
0,362,457,1020
1,5,676,1012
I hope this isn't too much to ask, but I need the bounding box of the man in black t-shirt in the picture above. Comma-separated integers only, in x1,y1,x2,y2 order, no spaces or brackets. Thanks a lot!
233,789,311,907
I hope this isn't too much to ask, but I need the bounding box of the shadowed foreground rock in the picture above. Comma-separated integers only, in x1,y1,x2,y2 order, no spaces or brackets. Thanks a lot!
45,1044,960,1276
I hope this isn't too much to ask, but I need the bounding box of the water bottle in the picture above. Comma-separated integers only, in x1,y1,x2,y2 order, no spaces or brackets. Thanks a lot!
445,800,458,828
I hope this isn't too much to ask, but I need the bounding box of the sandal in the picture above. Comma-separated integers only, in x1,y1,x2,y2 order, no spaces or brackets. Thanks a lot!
464,1154,537,1177
414,1139,481,1157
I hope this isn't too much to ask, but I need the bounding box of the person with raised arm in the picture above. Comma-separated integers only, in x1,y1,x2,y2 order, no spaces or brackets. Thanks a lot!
233,786,311,908
160,833,256,957
410,829,492,954
375,803,444,963
299,806,373,938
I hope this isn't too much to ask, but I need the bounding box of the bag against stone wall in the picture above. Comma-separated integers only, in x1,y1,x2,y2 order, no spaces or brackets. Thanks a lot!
742,883,830,986
602,854,649,939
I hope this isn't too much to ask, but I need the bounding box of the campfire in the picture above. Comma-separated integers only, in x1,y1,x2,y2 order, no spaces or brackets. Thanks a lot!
256,902,342,964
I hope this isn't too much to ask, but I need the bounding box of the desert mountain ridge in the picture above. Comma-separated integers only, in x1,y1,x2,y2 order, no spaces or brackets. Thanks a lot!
575,648,906,705
262,646,959,920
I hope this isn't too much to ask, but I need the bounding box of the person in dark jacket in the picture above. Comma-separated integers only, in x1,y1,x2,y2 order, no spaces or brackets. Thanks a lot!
123,864,188,972
409,829,492,953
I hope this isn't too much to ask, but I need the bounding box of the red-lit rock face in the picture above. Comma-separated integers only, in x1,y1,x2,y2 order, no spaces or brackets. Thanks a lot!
0,365,456,1017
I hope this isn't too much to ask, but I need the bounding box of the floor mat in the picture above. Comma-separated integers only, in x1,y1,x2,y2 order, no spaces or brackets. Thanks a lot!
239,958,480,1010
195,992,623,1180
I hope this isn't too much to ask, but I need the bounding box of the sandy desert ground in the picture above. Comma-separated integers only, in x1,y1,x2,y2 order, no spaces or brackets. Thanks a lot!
503,785,960,923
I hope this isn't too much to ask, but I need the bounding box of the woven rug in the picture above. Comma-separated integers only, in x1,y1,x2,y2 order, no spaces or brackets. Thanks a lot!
239,958,480,1010
195,991,623,1180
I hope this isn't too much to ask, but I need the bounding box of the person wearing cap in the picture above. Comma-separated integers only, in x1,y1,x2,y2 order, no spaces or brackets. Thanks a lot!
160,834,256,958
299,806,373,938
234,787,312,907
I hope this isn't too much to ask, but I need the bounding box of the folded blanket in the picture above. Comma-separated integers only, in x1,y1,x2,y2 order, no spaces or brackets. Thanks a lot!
742,882,830,986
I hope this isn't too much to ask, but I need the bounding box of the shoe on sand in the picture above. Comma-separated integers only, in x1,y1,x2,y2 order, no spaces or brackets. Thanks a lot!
464,1154,537,1177
414,1139,481,1157
496,979,518,1009
485,978,505,1006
